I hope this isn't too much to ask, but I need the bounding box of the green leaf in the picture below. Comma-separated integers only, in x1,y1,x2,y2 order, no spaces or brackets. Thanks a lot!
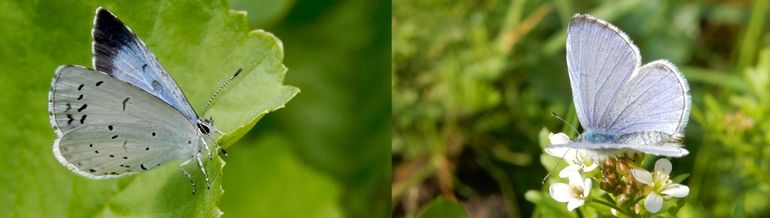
671,173,690,183
229,0,295,27
0,0,296,216
220,133,343,217
416,197,468,218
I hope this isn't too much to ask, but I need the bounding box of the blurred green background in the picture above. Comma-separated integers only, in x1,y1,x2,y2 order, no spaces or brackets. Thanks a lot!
0,0,389,217
393,0,770,217
226,0,390,217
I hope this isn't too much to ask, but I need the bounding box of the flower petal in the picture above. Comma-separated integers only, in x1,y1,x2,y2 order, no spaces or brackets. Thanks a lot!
558,165,580,178
661,184,690,198
632,167,653,184
549,132,571,145
583,178,592,197
567,171,583,188
644,192,664,213
583,162,598,172
544,147,573,159
549,183,572,202
654,158,672,175
567,199,584,211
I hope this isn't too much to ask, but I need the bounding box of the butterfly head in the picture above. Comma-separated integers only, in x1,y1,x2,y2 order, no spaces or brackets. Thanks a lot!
196,119,214,135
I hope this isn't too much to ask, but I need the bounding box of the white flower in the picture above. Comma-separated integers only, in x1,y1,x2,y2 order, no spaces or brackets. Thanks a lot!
545,132,598,177
549,170,592,211
631,159,690,213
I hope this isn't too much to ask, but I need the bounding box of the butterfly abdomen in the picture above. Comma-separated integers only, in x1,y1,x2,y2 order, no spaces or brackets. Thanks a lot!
581,129,621,143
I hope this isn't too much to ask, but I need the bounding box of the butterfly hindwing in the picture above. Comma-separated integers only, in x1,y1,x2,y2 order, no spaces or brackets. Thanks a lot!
49,65,198,179
606,60,690,136
92,8,198,122
549,142,688,157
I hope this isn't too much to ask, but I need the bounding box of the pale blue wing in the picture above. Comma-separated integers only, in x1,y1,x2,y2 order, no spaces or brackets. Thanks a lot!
566,14,641,130
91,8,198,122
604,60,690,137
49,65,199,179
548,142,688,157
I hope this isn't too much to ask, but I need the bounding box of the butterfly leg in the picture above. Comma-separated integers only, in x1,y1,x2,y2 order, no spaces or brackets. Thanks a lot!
196,152,211,190
179,159,197,195
201,137,213,160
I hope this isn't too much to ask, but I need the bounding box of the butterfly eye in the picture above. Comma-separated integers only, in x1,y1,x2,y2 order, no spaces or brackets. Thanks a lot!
196,121,210,134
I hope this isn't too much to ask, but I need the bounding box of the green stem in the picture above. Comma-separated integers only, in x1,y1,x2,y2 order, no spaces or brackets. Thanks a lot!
591,199,632,216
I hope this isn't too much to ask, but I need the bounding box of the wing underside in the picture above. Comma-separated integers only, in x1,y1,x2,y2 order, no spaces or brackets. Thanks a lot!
49,65,197,179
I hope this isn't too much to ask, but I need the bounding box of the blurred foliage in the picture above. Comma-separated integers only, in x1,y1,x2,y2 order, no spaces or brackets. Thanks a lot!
416,197,468,218
229,0,390,218
393,0,770,217
0,0,388,217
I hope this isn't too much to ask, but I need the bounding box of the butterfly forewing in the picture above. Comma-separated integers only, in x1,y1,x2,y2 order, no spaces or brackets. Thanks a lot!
49,65,198,179
92,8,198,122
566,15,641,130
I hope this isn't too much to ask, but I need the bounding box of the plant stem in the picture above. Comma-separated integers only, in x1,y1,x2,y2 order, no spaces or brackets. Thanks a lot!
591,198,632,216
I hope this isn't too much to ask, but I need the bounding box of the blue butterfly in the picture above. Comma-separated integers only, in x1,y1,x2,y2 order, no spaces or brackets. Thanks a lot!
547,14,691,157
49,8,234,194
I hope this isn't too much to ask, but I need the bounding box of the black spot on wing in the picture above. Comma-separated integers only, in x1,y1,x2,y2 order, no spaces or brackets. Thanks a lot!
108,125,113,131
140,164,147,170
151,80,164,94
66,114,74,125
79,115,87,124
122,97,129,111
77,94,83,100
95,81,103,86
77,104,87,112
77,84,84,91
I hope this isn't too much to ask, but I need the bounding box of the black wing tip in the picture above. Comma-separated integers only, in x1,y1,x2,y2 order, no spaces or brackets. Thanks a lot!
93,7,135,74
94,7,125,31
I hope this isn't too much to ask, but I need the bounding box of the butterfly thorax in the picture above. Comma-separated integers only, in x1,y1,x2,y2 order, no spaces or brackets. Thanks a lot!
580,129,620,144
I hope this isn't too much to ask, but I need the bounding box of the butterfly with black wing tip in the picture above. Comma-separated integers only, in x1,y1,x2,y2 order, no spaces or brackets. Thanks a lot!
49,7,238,194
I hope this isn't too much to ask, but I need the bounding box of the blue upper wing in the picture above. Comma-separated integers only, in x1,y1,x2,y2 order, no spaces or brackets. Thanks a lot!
566,14,641,130
91,8,198,122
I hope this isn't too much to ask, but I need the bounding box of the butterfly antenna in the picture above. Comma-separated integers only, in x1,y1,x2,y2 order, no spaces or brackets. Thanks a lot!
202,68,243,115
551,112,579,136
541,147,574,184
205,133,228,157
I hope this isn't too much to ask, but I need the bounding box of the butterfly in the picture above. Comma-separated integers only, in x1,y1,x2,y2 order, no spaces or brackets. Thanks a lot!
49,7,236,194
546,14,691,157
